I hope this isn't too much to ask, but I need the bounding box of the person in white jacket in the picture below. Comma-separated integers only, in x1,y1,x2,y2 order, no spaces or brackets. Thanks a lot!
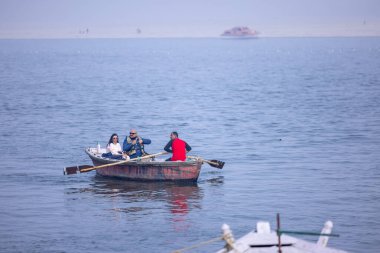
106,133,122,155
103,133,130,160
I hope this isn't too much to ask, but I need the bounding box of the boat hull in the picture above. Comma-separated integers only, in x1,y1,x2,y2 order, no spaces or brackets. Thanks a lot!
85,148,202,182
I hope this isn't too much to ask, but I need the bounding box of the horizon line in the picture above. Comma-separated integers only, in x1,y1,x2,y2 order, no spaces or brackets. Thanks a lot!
1,34,380,40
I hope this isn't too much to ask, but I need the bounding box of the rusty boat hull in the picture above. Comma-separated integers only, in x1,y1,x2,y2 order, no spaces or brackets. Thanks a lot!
85,148,202,182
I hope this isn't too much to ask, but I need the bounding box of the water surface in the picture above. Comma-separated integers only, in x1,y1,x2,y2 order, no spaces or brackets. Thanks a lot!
0,37,379,252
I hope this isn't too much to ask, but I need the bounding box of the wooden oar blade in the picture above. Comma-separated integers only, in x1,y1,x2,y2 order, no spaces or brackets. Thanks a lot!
63,165,92,175
209,160,225,169
63,166,79,175
78,165,93,170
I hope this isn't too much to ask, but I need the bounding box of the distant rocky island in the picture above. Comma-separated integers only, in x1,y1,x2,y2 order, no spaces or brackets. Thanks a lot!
221,26,258,38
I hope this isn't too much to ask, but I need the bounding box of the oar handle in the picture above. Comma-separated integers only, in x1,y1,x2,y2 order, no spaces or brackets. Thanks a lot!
80,151,168,173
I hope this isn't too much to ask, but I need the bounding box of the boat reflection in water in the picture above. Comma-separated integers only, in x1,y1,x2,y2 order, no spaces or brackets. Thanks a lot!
104,177,201,231
65,175,223,231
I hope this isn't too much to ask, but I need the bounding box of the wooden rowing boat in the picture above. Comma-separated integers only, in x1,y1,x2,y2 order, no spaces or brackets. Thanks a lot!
85,148,202,182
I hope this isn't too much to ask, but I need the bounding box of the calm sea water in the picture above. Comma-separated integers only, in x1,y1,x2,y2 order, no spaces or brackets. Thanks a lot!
0,37,379,253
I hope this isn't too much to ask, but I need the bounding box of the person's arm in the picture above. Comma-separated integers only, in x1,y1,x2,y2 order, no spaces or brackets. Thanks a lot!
164,140,173,153
116,143,123,154
123,138,132,152
185,142,192,152
141,138,151,144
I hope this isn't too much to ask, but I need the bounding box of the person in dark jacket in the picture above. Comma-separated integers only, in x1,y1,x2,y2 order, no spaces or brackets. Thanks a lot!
164,131,191,161
123,129,151,159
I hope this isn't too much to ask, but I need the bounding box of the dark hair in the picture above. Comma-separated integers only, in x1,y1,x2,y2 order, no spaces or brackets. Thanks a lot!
172,131,178,137
108,133,119,144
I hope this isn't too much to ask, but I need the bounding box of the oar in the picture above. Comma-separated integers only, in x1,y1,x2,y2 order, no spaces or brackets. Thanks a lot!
64,151,168,175
188,156,225,169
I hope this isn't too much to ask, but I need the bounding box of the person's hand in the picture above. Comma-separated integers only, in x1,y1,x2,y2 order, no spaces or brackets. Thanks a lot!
122,153,130,160
139,138,143,145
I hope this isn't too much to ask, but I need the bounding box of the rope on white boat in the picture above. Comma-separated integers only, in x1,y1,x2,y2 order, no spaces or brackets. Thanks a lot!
222,223,238,252
172,224,239,253
171,236,222,253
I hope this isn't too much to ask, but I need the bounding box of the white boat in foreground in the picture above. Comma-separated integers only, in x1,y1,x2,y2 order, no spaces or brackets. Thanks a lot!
216,220,348,253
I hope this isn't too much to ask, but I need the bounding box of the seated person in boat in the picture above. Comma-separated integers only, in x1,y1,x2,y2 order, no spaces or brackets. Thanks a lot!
122,129,151,159
164,131,191,161
102,133,125,159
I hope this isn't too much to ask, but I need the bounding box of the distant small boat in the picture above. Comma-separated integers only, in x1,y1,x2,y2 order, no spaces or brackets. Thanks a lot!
221,26,258,39
85,148,202,182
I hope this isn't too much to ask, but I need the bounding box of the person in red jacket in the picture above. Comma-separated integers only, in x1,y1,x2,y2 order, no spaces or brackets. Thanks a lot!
164,132,192,161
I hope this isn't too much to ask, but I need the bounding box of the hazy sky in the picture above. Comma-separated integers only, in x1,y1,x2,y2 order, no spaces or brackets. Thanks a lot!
1,0,379,38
